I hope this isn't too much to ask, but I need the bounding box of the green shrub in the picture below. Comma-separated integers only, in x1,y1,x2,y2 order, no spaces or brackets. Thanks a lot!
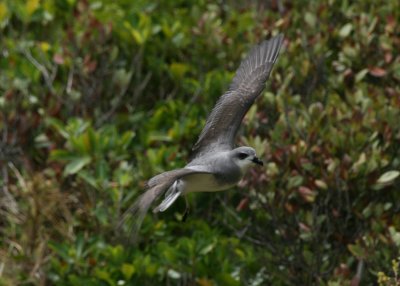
1,0,399,285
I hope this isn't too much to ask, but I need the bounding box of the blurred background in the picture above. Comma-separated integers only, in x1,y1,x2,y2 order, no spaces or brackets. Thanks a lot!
1,0,400,285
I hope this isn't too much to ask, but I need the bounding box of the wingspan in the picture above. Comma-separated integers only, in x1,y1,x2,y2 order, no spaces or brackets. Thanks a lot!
191,34,284,158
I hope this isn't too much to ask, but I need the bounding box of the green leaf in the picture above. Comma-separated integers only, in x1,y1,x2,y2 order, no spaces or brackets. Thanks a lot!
167,269,181,279
304,12,316,27
200,242,215,255
217,273,240,286
169,62,190,79
355,68,369,82
64,157,91,175
376,170,400,185
389,226,400,247
339,23,353,38
121,263,135,279
68,274,82,286
314,179,328,190
131,29,144,45
95,269,114,286
287,175,304,189
347,244,366,259
50,150,76,161
70,136,89,154
86,127,97,154
46,117,69,138
77,170,98,189
0,2,9,26
95,159,109,180
113,69,132,90
26,0,40,15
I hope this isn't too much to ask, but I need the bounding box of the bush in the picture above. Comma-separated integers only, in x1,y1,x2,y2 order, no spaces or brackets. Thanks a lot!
1,0,399,285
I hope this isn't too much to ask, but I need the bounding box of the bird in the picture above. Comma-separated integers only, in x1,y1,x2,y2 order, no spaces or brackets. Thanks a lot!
118,34,284,241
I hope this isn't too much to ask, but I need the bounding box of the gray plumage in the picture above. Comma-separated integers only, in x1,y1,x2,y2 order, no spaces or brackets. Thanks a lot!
117,34,284,242
192,34,283,157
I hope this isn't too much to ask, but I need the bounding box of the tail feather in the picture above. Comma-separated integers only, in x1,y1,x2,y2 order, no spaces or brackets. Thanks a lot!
116,168,211,243
116,185,165,243
153,181,182,213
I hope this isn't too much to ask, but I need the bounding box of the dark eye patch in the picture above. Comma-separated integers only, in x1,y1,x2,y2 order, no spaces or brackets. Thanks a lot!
238,152,248,160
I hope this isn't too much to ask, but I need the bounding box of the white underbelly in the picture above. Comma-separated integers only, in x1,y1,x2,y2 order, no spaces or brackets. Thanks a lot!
181,173,235,193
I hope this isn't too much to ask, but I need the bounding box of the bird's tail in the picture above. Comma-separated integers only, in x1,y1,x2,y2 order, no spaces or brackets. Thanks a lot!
116,185,166,243
116,168,208,243
153,181,182,213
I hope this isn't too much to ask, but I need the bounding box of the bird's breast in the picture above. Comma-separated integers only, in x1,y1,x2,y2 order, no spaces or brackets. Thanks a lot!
181,173,238,193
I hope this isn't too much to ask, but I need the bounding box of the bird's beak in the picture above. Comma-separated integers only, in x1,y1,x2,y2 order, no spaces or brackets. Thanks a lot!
252,156,264,166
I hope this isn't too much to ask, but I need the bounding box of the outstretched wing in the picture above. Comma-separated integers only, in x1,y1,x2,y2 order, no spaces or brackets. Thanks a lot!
116,168,211,243
191,34,284,158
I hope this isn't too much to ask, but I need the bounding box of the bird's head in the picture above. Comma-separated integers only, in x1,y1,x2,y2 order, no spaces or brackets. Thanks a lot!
230,146,263,172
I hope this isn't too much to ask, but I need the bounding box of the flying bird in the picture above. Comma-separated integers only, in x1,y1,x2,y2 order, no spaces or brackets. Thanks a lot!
119,34,284,241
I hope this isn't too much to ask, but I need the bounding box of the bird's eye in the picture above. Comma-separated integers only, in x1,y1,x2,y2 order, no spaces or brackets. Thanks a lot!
238,152,248,160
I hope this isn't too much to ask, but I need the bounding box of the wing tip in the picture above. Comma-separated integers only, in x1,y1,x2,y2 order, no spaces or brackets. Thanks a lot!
230,33,284,89
260,33,284,63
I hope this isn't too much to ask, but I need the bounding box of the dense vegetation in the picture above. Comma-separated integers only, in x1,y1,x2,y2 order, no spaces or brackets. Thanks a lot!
1,0,400,285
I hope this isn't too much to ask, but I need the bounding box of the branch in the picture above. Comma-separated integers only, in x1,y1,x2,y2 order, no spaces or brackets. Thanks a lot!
23,49,54,92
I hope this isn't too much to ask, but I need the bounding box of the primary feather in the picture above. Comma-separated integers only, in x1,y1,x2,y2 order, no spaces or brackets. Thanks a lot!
191,34,284,158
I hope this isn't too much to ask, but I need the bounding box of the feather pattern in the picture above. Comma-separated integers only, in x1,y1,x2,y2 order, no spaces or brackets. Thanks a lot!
116,168,211,242
191,34,284,158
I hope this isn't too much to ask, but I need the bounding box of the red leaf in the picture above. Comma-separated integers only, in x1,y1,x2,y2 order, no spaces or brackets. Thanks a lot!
236,197,249,211
285,202,294,213
385,52,393,63
368,67,386,77
298,186,317,202
53,54,64,65
86,61,97,73
299,222,311,232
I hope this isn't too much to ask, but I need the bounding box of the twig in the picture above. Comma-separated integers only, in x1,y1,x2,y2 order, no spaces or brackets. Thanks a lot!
66,65,74,94
8,162,28,193
23,49,54,92
132,71,152,105
1,163,18,216
351,260,364,286
29,239,47,281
